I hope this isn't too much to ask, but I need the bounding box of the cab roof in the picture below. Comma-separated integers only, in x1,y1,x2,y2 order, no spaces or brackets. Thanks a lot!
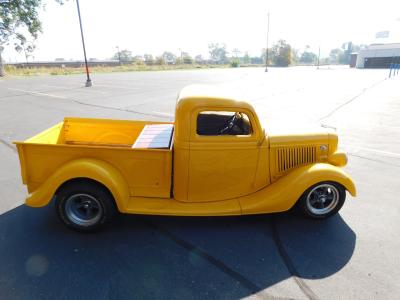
174,85,261,142
176,84,254,111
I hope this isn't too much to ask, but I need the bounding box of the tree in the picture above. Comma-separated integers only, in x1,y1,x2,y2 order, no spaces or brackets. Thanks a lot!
143,54,154,65
155,56,165,65
329,42,367,65
162,51,176,64
132,55,144,64
181,51,193,64
0,0,66,75
208,43,228,64
270,40,291,67
194,54,204,64
299,46,317,64
112,49,133,63
329,48,347,64
261,47,276,65
242,51,250,64
299,51,317,64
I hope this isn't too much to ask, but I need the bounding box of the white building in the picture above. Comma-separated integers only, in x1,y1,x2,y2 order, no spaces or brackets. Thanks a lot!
356,43,400,68
355,21,400,68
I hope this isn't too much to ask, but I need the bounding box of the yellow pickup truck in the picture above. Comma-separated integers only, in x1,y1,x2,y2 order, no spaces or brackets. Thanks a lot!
15,85,356,231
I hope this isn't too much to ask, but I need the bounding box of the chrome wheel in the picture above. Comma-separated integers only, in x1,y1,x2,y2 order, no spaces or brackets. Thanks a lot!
65,193,103,227
305,183,340,215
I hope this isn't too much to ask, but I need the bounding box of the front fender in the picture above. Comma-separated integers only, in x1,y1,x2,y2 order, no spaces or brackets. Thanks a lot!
25,158,129,212
239,163,356,215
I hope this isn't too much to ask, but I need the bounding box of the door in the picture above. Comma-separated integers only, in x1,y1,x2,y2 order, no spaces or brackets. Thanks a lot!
188,109,261,202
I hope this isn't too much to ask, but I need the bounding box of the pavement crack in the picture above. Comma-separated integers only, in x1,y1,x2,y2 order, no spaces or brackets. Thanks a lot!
68,99,171,119
319,78,387,122
7,88,171,120
270,216,320,300
0,138,17,153
348,153,400,168
145,220,291,300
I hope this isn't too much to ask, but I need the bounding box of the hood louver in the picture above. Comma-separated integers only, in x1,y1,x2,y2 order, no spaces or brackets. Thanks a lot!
276,146,317,174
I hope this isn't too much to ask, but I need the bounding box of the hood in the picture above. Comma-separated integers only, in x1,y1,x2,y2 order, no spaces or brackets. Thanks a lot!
267,124,334,146
266,126,345,181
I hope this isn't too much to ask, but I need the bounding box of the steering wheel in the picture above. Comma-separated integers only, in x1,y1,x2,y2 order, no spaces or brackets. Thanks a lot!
219,113,238,134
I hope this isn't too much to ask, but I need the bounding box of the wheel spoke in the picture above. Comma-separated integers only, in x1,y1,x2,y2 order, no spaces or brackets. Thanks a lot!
85,207,91,217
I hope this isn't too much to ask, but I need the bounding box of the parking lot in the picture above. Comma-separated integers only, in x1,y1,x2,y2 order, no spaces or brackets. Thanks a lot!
0,66,399,299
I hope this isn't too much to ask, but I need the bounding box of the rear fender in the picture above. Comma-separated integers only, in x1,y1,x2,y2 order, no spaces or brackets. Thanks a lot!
239,163,356,214
25,159,129,212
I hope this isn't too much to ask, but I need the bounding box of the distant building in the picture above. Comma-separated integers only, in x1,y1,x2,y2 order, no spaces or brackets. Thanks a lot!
356,43,400,68
355,25,400,68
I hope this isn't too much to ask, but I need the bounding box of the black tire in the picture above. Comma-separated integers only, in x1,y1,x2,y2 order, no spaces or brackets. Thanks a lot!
297,181,346,219
55,180,117,232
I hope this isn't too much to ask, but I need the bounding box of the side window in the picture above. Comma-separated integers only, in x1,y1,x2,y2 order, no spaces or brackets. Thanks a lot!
197,111,252,136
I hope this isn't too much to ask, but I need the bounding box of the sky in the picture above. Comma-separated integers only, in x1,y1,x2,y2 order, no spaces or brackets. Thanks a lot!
2,0,400,62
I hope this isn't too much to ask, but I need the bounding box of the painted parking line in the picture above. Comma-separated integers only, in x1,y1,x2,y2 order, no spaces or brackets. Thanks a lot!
8,88,68,99
94,84,140,90
0,138,17,153
151,111,174,119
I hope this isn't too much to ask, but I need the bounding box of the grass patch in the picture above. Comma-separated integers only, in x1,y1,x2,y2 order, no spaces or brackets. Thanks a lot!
3,63,239,77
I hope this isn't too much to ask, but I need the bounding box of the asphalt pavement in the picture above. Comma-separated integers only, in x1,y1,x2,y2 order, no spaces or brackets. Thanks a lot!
0,66,399,299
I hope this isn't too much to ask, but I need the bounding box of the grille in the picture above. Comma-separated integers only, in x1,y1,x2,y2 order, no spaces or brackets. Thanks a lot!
276,146,317,173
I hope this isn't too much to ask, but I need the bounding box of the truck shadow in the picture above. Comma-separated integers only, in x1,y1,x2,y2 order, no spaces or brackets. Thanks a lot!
0,204,355,299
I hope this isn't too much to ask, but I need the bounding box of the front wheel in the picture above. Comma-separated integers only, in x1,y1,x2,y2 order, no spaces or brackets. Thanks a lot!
298,181,346,219
56,181,117,232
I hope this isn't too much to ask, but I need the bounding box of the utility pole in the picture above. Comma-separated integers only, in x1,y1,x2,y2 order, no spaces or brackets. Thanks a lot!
116,46,121,65
265,12,270,72
76,0,92,87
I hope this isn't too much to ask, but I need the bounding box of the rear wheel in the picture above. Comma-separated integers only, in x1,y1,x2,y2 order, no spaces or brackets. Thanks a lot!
298,181,346,219
56,181,117,232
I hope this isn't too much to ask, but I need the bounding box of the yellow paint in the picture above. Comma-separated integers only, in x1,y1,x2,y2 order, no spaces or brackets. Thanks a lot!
14,85,356,216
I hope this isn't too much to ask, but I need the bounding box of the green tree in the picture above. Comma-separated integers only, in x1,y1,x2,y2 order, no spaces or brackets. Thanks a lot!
181,51,193,64
329,42,362,65
329,48,344,64
144,54,154,65
271,40,291,67
162,51,176,64
0,0,66,75
299,52,317,64
261,47,275,65
194,54,204,64
208,43,228,64
112,49,133,63
299,46,317,64
155,56,165,65
243,51,250,64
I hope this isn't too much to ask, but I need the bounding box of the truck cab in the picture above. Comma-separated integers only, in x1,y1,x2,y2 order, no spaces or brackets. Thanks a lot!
173,85,268,202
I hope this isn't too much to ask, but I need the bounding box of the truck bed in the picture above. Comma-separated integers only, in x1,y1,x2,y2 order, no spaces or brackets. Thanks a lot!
15,117,173,199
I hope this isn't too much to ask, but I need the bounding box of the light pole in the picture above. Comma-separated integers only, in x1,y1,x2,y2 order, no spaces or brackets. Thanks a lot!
116,46,121,65
265,12,270,72
76,0,92,87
